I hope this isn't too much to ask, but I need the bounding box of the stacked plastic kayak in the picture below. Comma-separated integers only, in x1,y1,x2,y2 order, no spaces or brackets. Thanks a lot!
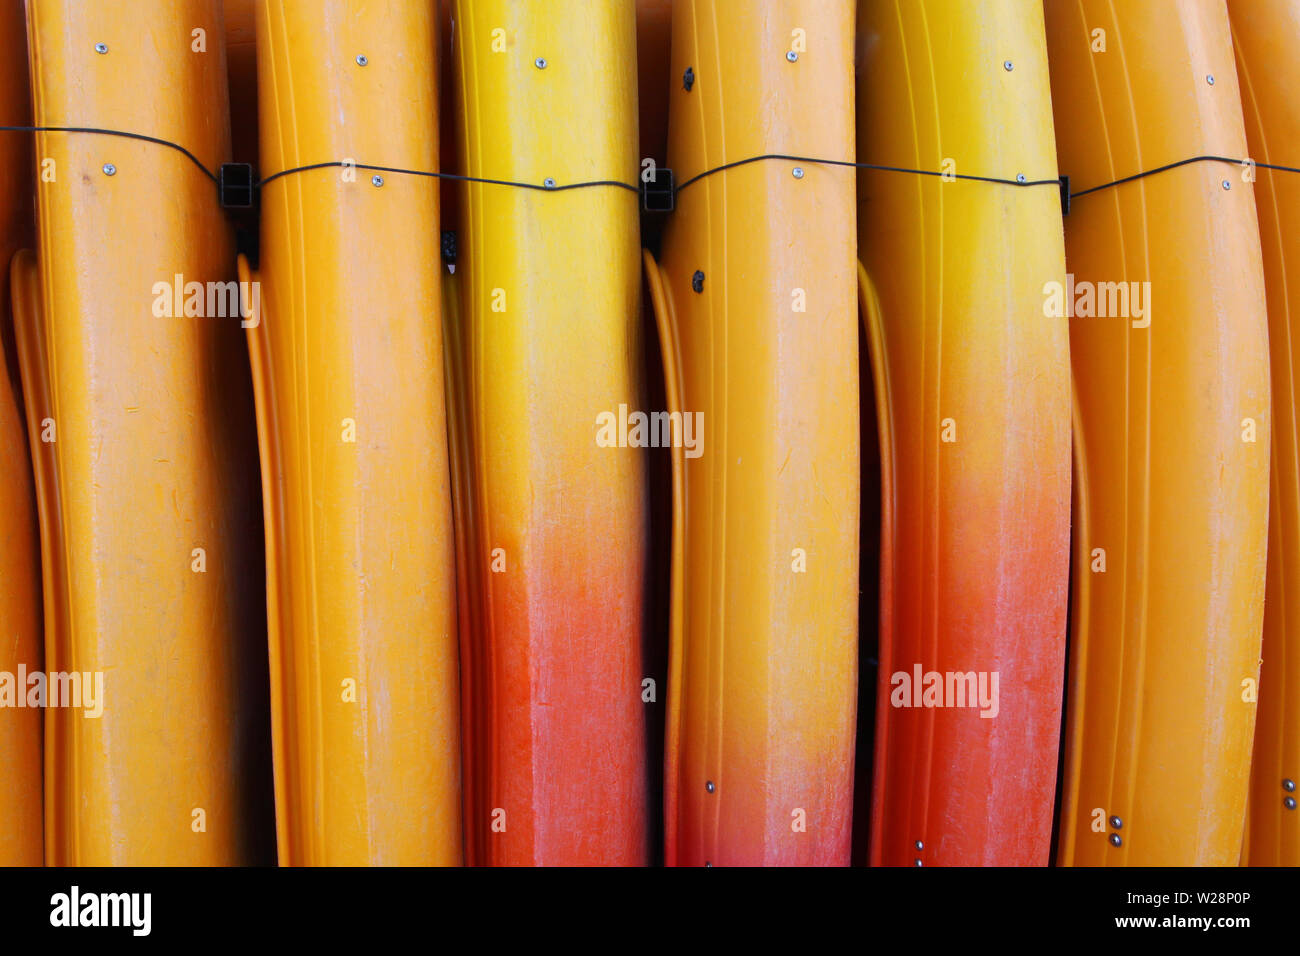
0,0,1295,870
857,0,1071,867
1046,0,1270,866
13,0,270,865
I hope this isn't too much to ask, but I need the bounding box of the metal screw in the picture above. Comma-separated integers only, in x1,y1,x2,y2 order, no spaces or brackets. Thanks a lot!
1003,60,1014,71
692,270,704,293
356,54,368,66
1283,779,1296,792
1222,180,1231,190
1206,74,1215,85
792,167,804,179
102,163,116,176
1016,173,1027,183
543,177,557,189
1287,797,1298,811
534,57,547,69
683,66,694,91
914,840,923,851
94,42,108,54
705,780,715,793
1109,815,1122,830
1109,833,1122,847
914,859,923,867
786,51,798,63
705,861,712,867
371,175,383,187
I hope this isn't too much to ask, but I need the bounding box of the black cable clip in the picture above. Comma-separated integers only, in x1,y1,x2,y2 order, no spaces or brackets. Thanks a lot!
642,166,674,214
219,163,254,209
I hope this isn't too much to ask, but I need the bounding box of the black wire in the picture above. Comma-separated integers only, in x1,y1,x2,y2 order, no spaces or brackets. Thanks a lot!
0,125,219,182
674,152,1060,192
1069,154,1300,199
257,159,639,194
6,125,1299,205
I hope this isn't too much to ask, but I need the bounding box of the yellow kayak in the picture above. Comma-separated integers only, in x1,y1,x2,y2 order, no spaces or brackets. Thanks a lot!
1230,0,1300,867
13,0,270,865
0,0,41,867
1046,0,1270,866
646,0,860,866
446,0,649,866
857,0,1072,867
241,0,462,865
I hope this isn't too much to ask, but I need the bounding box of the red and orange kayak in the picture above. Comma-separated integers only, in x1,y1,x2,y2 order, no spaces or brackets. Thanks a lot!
857,0,1072,867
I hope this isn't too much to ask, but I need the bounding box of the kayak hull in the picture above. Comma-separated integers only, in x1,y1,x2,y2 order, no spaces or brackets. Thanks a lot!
1046,0,1270,867
448,0,649,866
1229,0,1300,867
246,0,462,866
16,0,270,865
652,0,860,867
857,0,1072,867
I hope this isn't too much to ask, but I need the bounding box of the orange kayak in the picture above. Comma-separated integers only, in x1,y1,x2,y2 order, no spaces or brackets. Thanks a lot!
1047,0,1270,866
1230,0,1300,866
241,0,462,865
646,0,860,866
13,0,271,865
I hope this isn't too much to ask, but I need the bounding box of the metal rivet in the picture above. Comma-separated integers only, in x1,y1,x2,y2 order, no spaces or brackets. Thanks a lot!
356,54,368,66
1003,60,1014,71
102,163,116,176
1016,173,1027,183
1222,180,1231,190
705,780,715,793
914,859,923,867
1286,797,1298,811
1109,833,1122,847
371,175,383,187
94,42,108,54
543,177,557,189
1109,815,1122,829
792,167,804,179
692,270,704,293
683,66,694,91
1283,778,1296,792
786,51,798,63
1206,74,1215,85
914,840,923,851
705,861,712,867
534,57,547,69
